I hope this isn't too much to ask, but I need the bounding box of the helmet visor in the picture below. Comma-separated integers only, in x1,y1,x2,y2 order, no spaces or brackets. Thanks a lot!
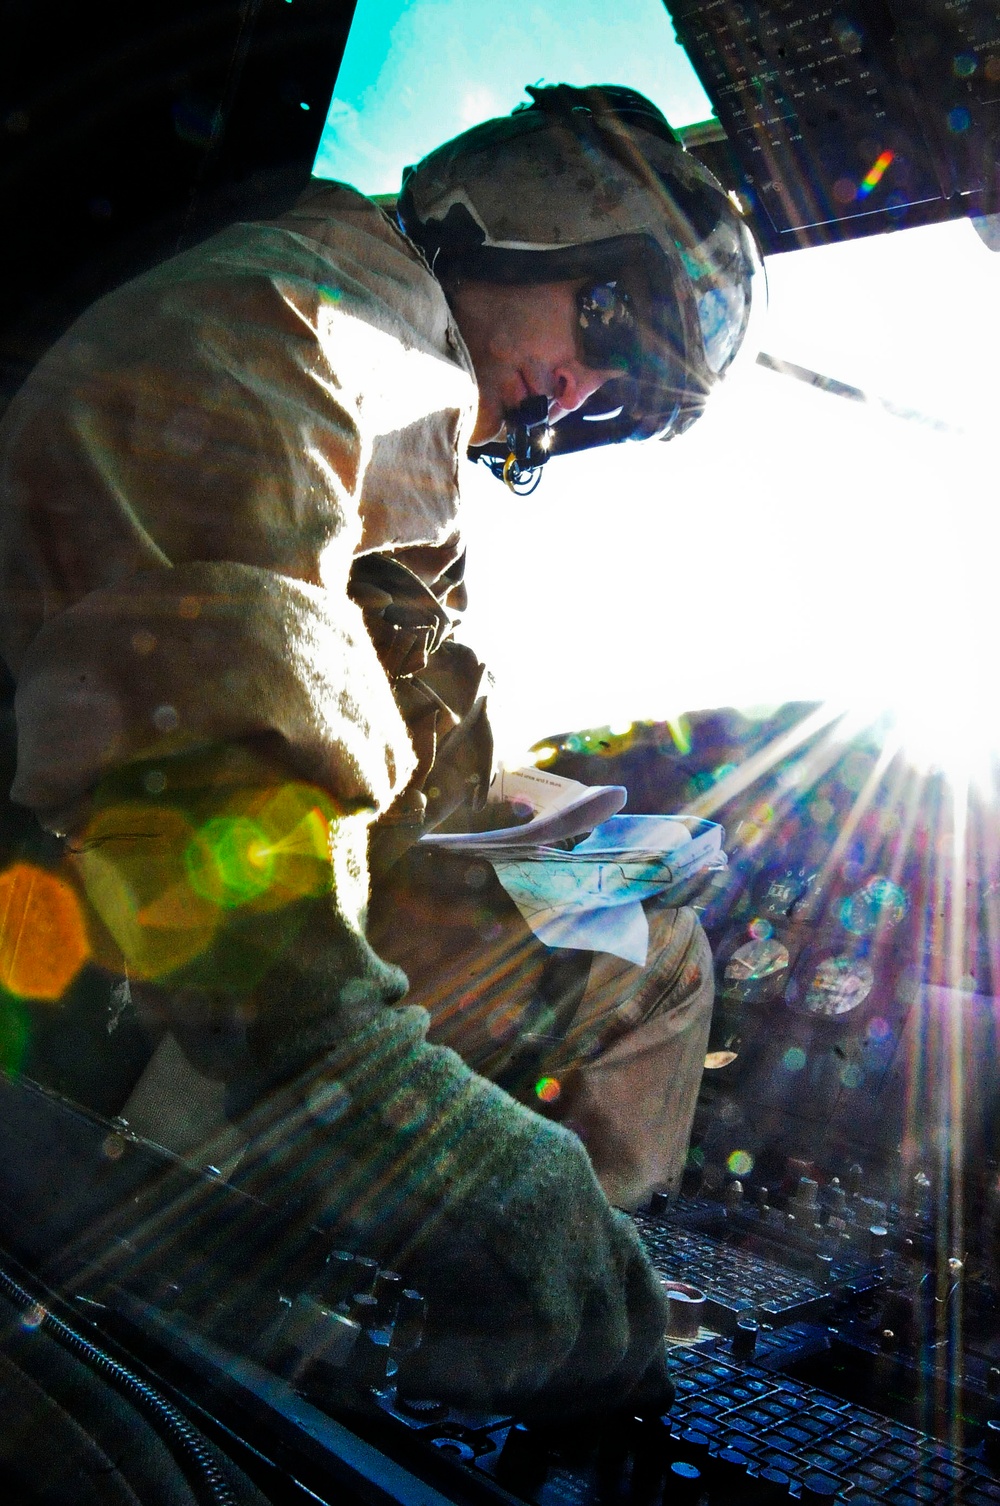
576,280,642,374
570,250,697,442
568,216,761,446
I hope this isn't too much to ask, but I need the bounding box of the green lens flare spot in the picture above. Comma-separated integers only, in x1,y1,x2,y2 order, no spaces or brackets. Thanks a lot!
666,716,692,756
534,1075,561,1104
185,817,276,908
0,991,30,1076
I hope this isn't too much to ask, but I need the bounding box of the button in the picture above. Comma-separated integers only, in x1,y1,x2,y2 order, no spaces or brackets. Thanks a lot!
668,1460,704,1502
751,1466,793,1502
801,1474,842,1504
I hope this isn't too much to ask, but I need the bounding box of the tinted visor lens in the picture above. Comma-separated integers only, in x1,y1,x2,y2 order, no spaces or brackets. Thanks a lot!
577,281,642,374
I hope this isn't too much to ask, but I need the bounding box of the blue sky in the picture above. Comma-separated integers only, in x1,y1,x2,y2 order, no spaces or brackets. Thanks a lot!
314,0,714,193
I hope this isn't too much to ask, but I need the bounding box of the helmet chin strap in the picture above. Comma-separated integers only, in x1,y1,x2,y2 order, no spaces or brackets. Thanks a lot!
499,395,551,493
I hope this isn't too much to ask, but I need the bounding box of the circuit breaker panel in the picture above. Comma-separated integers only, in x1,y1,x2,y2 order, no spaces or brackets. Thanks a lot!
667,0,1000,249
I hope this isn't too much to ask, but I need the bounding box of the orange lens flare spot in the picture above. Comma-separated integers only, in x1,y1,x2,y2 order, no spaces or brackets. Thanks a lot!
535,1075,561,1104
0,862,90,1000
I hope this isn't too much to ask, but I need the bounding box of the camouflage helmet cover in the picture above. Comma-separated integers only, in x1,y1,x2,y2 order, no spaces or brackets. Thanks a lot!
398,84,764,462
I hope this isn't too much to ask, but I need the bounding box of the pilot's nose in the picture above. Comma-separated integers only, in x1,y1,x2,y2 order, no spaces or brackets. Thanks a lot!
549,361,611,421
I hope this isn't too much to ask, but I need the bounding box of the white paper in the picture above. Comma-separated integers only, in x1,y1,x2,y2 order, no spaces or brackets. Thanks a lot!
490,813,726,965
418,770,725,965
420,766,627,851
510,898,650,965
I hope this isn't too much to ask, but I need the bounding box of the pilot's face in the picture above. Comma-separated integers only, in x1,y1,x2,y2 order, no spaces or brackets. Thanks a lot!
448,278,618,446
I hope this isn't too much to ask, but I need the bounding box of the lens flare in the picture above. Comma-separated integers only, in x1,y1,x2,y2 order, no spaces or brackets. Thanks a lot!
725,938,789,982
0,862,90,1000
72,802,219,979
790,956,875,1017
667,716,692,756
186,816,276,908
535,1075,561,1103
857,150,894,197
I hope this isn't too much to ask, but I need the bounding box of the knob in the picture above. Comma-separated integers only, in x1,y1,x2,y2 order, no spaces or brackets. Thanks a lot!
319,1250,378,1307
391,1289,426,1354
319,1249,358,1306
868,1224,889,1262
349,1326,392,1390
793,1176,820,1212
348,1292,380,1331
731,1316,759,1361
824,1179,847,1216
625,1412,674,1495
663,1282,706,1340
352,1255,378,1291
497,1423,548,1491
813,1252,835,1286
372,1269,403,1324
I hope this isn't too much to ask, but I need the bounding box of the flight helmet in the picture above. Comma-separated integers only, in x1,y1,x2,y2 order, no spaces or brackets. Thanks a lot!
397,83,764,488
